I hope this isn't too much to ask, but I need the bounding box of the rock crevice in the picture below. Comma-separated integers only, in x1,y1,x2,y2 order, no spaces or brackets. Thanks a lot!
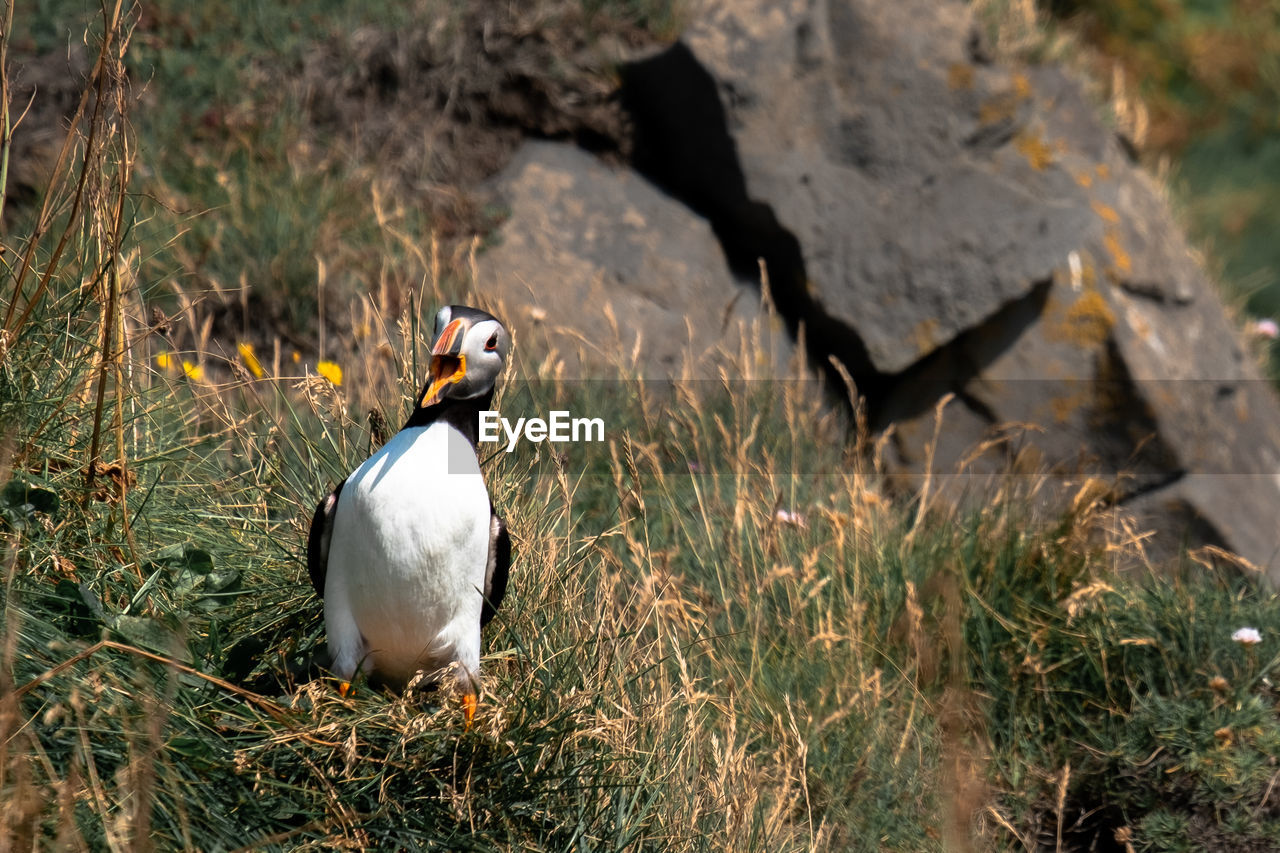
473,0,1280,579
620,41,883,398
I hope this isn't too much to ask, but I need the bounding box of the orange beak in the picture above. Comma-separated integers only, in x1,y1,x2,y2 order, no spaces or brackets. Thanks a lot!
420,319,467,406
463,692,477,731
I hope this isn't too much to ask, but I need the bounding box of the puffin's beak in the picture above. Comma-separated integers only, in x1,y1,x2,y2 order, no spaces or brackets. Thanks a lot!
421,318,467,406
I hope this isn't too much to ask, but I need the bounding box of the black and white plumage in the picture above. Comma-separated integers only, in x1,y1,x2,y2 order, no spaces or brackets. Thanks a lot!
307,305,512,719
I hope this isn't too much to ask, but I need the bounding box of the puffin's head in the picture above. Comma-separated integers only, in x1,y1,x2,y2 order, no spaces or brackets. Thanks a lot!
419,305,511,407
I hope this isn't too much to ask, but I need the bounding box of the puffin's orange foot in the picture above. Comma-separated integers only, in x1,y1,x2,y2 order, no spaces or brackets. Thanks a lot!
463,693,477,730
338,681,352,698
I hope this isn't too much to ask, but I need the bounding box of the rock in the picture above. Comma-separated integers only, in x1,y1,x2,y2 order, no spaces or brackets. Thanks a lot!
474,140,791,380
676,0,1099,375
460,0,1280,579
622,0,1280,578
871,59,1280,575
1123,474,1280,573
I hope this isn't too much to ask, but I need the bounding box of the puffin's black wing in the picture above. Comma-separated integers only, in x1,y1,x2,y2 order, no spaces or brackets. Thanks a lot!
306,479,345,597
482,508,510,627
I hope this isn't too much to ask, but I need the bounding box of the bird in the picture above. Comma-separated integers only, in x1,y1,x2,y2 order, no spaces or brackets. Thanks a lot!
307,305,512,727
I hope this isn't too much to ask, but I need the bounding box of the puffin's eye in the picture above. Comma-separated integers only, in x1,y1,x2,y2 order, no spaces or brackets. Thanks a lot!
485,332,499,351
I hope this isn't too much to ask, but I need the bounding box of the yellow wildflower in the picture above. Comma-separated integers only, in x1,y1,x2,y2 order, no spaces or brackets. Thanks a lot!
182,360,204,382
317,360,343,386
155,352,174,370
237,341,265,378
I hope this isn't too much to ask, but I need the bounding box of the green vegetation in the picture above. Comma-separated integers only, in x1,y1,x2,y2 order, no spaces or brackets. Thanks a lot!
4,1,1280,850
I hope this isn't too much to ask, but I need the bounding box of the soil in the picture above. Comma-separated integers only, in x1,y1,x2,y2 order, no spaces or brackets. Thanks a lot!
295,1,658,238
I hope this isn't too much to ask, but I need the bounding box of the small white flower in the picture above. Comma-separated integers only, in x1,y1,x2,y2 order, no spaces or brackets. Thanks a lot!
1232,627,1263,646
776,509,807,528
1251,318,1279,339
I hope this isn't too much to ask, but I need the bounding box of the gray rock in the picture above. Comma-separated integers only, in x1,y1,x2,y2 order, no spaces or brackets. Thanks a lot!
474,140,792,381
684,0,1095,374
675,0,1280,577
1123,474,1280,573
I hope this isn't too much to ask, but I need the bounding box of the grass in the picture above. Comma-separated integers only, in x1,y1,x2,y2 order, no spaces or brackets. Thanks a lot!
5,2,1280,851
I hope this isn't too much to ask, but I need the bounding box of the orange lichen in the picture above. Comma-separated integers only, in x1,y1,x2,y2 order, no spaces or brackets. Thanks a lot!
979,95,1018,125
1047,390,1091,424
977,72,1033,123
1091,200,1120,224
1014,131,1054,170
948,63,974,91
1062,290,1116,347
1045,267,1116,351
1012,72,1032,100
912,318,939,355
1103,227,1132,275
1075,171,1094,188
1095,163,1111,180
1079,258,1098,291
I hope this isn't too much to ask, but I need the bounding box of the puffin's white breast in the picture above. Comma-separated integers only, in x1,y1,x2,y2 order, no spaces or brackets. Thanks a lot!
326,421,490,679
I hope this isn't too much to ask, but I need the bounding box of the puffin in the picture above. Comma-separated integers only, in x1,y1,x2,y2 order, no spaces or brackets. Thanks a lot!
307,305,512,726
